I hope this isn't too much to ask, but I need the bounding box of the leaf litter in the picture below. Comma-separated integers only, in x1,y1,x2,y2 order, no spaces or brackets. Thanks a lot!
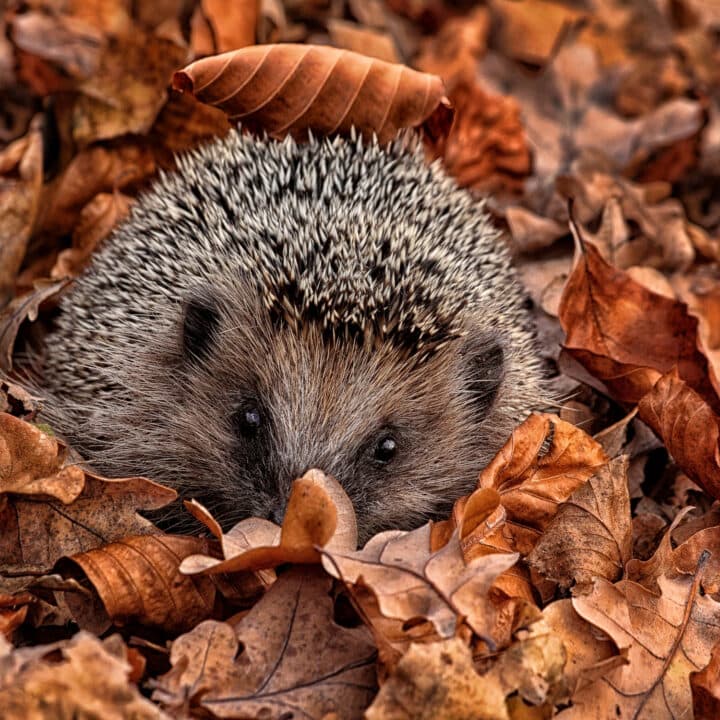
2,1,720,718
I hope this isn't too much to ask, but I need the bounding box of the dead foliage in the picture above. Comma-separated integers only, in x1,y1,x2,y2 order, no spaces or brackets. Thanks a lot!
2,1,720,719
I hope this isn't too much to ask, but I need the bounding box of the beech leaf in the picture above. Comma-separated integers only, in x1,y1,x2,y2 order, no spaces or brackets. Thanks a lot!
62,535,216,634
173,43,451,144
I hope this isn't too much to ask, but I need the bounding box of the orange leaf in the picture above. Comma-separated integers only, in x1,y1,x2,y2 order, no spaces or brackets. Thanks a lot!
64,535,216,634
180,469,356,575
173,44,451,144
638,370,720,500
559,227,719,410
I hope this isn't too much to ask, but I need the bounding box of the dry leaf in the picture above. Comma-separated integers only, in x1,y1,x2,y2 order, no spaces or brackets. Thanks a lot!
559,226,718,409
638,370,720,501
180,469,356,575
173,43,450,144
0,631,167,719
528,456,632,593
153,568,377,719
70,28,188,145
0,414,176,590
62,535,216,634
365,637,509,720
564,562,720,719
328,19,400,63
200,0,258,52
478,413,608,557
542,599,625,697
0,277,70,372
442,80,531,195
322,488,518,646
692,641,720,720
0,115,43,306
51,192,133,279
40,143,156,238
489,0,583,65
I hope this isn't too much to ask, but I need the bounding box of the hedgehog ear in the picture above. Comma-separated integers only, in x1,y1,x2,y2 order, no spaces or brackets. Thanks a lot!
181,291,220,363
462,336,505,417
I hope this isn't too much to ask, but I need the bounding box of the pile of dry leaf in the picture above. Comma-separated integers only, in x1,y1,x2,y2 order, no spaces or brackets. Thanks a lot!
2,0,720,718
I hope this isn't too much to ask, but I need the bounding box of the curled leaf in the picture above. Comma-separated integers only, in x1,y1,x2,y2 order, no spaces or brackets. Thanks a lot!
181,469,356,575
173,43,451,143
638,370,720,500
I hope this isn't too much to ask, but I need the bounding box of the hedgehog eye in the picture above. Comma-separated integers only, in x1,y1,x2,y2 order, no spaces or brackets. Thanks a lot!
233,404,263,438
374,435,397,465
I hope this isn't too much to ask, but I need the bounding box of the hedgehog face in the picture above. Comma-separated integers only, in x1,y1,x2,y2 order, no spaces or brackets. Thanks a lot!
153,285,510,542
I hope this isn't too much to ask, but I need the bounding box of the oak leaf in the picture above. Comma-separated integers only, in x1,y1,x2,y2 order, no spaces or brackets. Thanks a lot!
153,568,377,719
563,563,720,719
528,456,632,593
0,631,167,720
321,487,518,645
0,413,176,592
477,413,609,558
173,43,451,144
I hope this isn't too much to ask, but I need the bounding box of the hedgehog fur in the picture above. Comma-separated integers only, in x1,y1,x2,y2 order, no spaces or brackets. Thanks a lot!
40,130,546,541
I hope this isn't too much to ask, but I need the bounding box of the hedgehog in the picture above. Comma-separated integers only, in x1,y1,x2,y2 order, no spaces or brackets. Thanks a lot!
39,130,545,541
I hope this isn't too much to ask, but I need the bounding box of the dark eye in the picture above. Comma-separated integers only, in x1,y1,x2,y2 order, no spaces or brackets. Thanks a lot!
374,436,397,465
234,405,262,438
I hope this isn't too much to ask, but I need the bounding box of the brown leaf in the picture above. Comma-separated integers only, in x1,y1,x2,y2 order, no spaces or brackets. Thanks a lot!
559,228,718,409
153,568,377,719
9,10,106,94
70,28,188,145
441,79,531,195
199,0,258,53
180,469,356,575
0,277,71,372
51,192,133,279
565,560,720,719
0,631,167,720
321,487,518,645
328,20,400,63
542,599,625,697
40,143,156,238
0,414,176,591
692,641,720,720
173,44,450,144
478,413,609,557
528,456,632,593
365,637,509,720
150,89,231,161
638,370,720,501
489,0,583,65
414,7,490,90
62,535,216,634
0,116,43,307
